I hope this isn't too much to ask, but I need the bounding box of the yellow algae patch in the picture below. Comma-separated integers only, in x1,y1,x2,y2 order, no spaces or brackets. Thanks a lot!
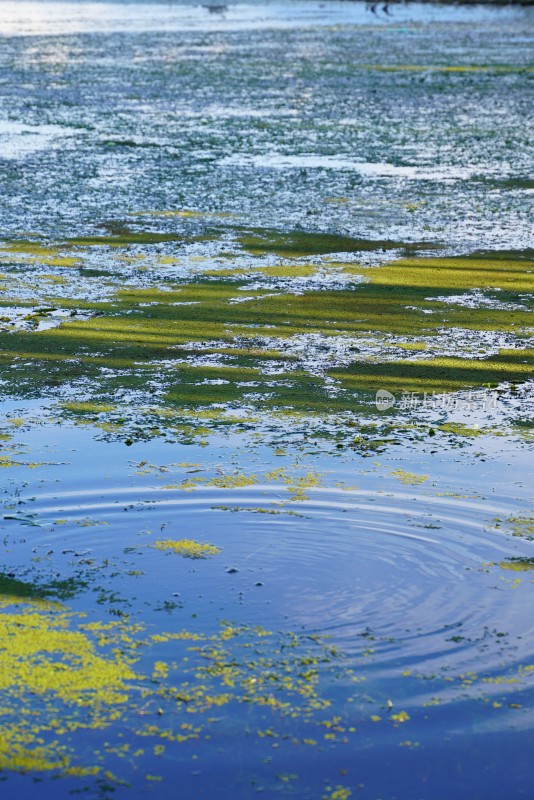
499,559,534,572
439,422,485,438
390,469,428,486
0,609,138,705
61,401,116,414
0,604,142,776
0,729,69,773
355,255,534,293
507,516,534,540
158,623,344,719
287,472,322,501
0,241,80,268
323,786,352,800
163,471,257,491
153,539,221,558
0,594,64,612
0,608,357,783
391,711,410,723
207,473,257,489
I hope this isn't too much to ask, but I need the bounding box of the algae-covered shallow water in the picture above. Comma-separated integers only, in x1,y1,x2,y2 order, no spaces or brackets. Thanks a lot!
0,1,533,798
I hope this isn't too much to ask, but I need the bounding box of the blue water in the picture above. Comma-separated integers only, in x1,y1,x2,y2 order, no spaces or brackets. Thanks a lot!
0,410,533,798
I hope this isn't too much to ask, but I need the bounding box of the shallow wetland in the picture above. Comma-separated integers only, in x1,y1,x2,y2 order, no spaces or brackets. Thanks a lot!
0,1,533,798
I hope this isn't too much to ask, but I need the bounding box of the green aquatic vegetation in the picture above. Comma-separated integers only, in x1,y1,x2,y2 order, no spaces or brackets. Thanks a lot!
354,254,534,294
152,539,221,558
0,240,81,269
212,506,305,516
330,353,533,397
323,786,352,800
390,711,410,724
61,401,116,414
0,610,137,705
206,473,257,489
67,229,202,248
390,469,428,486
494,515,534,540
0,601,141,776
0,573,87,602
499,558,534,572
162,466,322,500
438,423,486,438
152,623,346,721
0,232,532,441
231,227,407,259
0,457,43,468
286,471,322,501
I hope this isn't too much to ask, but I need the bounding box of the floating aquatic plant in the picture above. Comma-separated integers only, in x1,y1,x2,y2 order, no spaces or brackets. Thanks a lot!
152,539,221,558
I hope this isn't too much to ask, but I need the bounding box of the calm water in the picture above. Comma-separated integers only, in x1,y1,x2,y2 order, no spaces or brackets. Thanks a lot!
0,2,533,798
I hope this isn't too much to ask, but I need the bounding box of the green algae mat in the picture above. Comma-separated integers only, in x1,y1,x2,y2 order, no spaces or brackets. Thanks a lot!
0,2,533,799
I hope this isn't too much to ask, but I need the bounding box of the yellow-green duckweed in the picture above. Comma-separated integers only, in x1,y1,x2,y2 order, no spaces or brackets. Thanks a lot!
152,539,221,558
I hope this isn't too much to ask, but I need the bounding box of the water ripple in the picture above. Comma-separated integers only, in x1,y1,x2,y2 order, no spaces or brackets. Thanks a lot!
5,484,533,694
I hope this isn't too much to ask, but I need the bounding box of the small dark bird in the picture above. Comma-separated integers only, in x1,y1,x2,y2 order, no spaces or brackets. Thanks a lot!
366,1,394,15
202,4,228,13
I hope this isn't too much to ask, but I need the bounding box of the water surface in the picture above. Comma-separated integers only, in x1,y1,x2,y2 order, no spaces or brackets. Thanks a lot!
0,2,533,798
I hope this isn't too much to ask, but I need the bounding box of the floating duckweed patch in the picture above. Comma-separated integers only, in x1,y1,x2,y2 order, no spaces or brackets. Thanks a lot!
499,558,534,572
61,401,116,414
0,600,140,776
323,786,352,800
162,467,323,501
390,469,429,486
152,539,221,558
0,597,375,789
438,423,486,438
495,515,534,540
145,623,348,723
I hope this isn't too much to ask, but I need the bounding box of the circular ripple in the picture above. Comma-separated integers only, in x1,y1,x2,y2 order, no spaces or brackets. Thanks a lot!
7,483,534,686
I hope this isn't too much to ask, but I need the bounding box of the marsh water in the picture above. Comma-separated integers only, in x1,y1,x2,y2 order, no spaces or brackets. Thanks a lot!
0,2,533,798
